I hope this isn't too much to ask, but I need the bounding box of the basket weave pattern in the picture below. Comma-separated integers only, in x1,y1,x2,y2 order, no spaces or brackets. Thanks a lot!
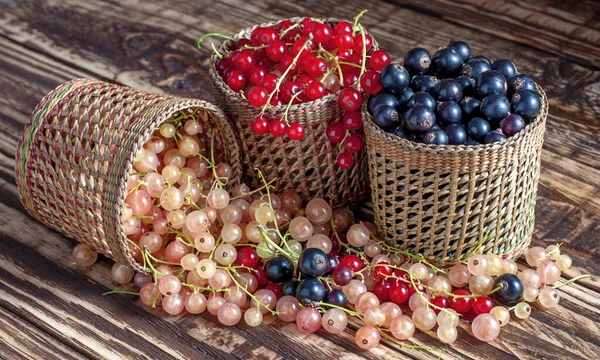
363,86,548,263
15,79,242,272
209,17,372,207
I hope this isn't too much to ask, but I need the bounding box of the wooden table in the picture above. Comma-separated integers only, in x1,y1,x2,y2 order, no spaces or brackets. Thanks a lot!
1,0,599,359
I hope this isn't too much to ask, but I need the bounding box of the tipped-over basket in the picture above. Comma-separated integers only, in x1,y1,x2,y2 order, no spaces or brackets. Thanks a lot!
363,86,548,264
209,17,372,208
15,79,242,272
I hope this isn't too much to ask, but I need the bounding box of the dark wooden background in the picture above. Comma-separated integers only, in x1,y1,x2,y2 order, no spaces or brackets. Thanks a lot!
0,0,599,359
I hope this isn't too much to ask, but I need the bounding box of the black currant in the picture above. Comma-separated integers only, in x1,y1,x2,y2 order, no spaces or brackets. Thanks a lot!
492,59,517,80
501,114,526,136
432,79,463,102
467,117,491,140
436,101,462,125
368,93,399,114
455,76,476,96
480,94,510,122
392,126,409,139
296,278,326,303
507,74,536,96
373,105,400,131
396,87,415,111
460,96,481,120
493,273,524,305
462,58,491,79
444,124,467,145
511,89,541,120
465,139,480,145
406,104,436,132
448,40,471,62
408,132,424,143
476,70,507,98
403,47,431,74
380,63,410,94
264,255,294,283
423,128,449,145
471,55,491,65
432,47,464,77
298,248,329,278
326,289,347,307
410,74,439,93
282,279,300,296
484,130,507,144
408,91,436,110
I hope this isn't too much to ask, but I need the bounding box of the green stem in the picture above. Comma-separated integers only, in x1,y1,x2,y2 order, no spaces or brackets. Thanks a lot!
102,290,139,296
552,274,591,289
197,33,235,49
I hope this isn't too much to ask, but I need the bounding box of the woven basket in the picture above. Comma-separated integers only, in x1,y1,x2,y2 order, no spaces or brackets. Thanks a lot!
15,79,242,272
209,17,373,208
363,85,548,264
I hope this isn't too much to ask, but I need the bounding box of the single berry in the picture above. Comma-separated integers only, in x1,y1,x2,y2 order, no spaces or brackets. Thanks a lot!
423,128,449,145
432,47,464,77
344,133,364,154
265,40,286,62
473,296,495,315
448,40,471,61
287,123,306,140
282,280,300,297
333,31,354,50
257,27,278,45
235,247,260,268
511,89,541,120
493,273,524,305
333,265,353,286
432,79,463,102
232,51,256,72
360,70,383,94
248,87,268,107
480,94,510,122
408,92,436,110
373,280,392,302
392,126,408,139
343,111,363,131
338,88,363,111
353,33,373,53
410,74,439,93
305,58,329,78
312,23,333,43
336,151,354,169
252,117,270,135
430,295,449,314
326,254,339,274
436,101,462,125
281,82,301,103
501,114,526,136
373,105,400,131
339,254,365,272
326,289,347,307
450,289,473,313
455,76,476,96
467,117,491,140
396,87,415,111
406,104,436,132
269,118,288,137
389,281,410,304
261,73,278,93
264,256,295,283
476,70,507,98
471,55,491,65
484,130,507,144
462,58,491,79
444,124,467,145
343,72,359,88
368,93,399,114
370,50,391,71
460,96,481,120
296,278,326,303
249,66,266,85
373,262,393,279
507,74,536,96
380,64,410,94
299,248,329,278
492,59,517,80
326,122,346,143
306,81,327,100
403,47,431,74
334,21,353,34
226,70,246,91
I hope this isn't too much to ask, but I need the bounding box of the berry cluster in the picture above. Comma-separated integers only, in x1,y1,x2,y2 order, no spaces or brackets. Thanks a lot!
367,40,542,145
71,113,583,351
206,13,390,168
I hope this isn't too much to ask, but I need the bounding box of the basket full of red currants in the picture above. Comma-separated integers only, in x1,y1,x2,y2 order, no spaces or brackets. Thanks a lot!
361,40,548,264
206,15,378,207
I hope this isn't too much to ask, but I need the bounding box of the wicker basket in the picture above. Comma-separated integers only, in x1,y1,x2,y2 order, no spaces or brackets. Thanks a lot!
209,17,372,208
363,85,548,264
15,79,242,272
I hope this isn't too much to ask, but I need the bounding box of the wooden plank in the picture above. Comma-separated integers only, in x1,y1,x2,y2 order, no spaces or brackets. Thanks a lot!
0,306,89,360
387,0,600,69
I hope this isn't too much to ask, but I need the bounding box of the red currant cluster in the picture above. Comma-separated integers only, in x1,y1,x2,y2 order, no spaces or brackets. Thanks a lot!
208,13,391,168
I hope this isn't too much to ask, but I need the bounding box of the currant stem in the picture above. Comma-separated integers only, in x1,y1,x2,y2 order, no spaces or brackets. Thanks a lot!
102,290,140,296
197,33,236,49
552,274,591,289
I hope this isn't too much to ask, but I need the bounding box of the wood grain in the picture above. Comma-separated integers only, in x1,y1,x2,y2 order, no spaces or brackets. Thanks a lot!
0,0,599,359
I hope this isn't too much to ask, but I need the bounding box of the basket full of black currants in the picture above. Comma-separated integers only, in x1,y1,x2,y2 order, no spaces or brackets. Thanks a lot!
361,40,548,264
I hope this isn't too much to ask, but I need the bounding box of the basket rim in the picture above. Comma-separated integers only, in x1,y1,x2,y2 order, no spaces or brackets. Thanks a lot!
208,16,377,120
363,84,548,154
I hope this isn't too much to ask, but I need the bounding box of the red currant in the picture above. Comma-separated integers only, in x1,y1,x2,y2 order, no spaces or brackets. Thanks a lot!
352,33,373,54
250,27,265,45
269,118,288,137
337,151,354,169
337,48,351,60
333,32,354,51
334,21,353,34
326,122,346,144
360,70,382,94
343,72,359,88
248,87,268,107
282,29,302,43
393,269,410,282
300,18,315,34
408,283,425,297
254,266,269,286
286,123,305,140
450,289,474,313
373,280,392,302
342,111,363,131
281,82,301,103
389,281,410,304
305,58,329,78
232,50,255,72
260,73,278,93
235,247,260,268
258,27,278,45
275,20,294,32
249,66,266,85
473,296,495,315
264,282,283,299
306,81,327,100
226,70,246,91
430,295,449,314
280,55,298,74
339,254,364,272
251,117,269,135
345,134,364,153
369,50,391,71
216,58,232,75
312,23,333,43
266,40,287,62
338,88,363,111
333,265,353,286
292,36,314,57
234,38,252,50
374,261,393,279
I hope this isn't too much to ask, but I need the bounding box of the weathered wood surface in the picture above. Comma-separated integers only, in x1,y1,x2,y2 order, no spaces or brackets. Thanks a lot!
0,0,599,359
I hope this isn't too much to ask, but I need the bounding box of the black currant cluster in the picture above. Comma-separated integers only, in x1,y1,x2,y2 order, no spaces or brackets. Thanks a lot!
368,40,542,145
